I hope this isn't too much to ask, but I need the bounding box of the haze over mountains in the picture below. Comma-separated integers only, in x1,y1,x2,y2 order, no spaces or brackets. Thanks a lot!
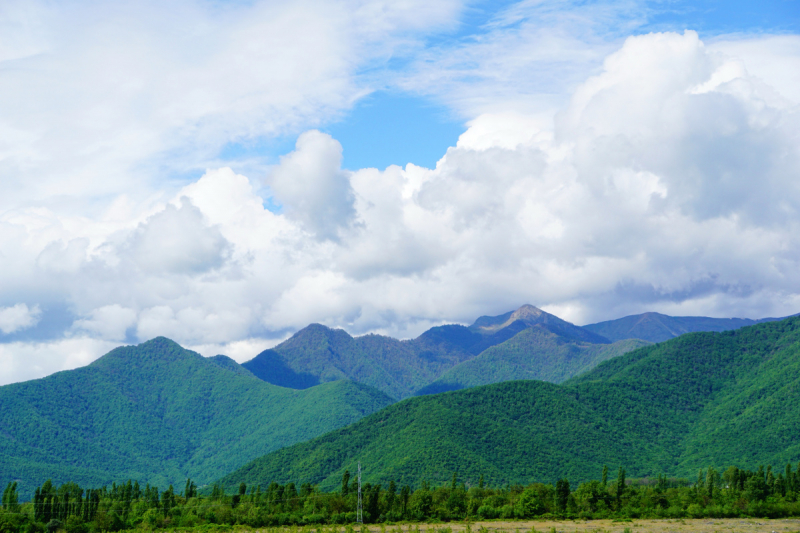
584,311,788,343
219,315,800,491
0,304,791,497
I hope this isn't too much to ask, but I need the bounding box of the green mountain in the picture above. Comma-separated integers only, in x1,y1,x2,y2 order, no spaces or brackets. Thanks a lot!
0,337,392,498
242,324,478,400
217,316,800,491
582,311,786,342
416,326,649,394
242,305,610,399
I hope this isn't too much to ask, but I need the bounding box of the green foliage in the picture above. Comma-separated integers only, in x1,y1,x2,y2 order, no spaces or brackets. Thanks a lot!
6,464,800,533
0,337,393,499
417,327,648,394
2,482,19,512
219,316,800,490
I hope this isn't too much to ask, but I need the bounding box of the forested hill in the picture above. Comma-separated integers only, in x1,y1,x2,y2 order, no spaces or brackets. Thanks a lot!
415,327,648,395
582,311,787,342
217,316,800,491
0,337,392,498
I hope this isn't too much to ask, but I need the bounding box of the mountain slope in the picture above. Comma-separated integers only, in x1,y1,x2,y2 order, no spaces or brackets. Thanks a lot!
416,326,648,394
243,324,477,399
242,305,609,399
218,316,800,490
582,311,785,342
0,337,393,497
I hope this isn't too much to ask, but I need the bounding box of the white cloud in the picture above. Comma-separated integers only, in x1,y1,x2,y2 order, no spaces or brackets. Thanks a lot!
709,35,800,106
0,0,461,213
0,304,42,334
189,338,285,363
126,200,231,275
1,10,800,388
0,337,118,385
396,0,642,118
268,131,356,240
72,304,137,342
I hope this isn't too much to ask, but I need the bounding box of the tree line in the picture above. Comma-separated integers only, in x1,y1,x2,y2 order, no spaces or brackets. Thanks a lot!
2,463,800,532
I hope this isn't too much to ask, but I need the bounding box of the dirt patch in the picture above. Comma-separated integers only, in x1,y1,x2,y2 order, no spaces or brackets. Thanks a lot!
342,519,800,533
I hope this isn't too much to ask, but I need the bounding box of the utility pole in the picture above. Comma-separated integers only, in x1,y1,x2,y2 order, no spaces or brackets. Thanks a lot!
357,462,363,523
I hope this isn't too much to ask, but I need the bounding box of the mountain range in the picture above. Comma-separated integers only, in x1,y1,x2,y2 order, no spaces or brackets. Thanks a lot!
218,315,800,491
0,304,790,497
241,305,625,399
240,304,783,398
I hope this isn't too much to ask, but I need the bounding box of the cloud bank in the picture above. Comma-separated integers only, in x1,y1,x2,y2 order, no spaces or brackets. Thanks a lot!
0,0,799,386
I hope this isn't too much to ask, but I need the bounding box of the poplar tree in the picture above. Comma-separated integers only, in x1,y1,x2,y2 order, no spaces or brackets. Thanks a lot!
706,467,716,499
400,485,411,516
616,467,626,508
555,479,570,514
386,480,396,512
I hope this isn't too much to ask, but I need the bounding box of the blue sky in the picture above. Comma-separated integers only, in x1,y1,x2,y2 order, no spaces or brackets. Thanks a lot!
217,0,800,172
0,0,799,384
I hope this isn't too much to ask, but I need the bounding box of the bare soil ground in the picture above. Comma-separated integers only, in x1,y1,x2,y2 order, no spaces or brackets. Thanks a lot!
342,519,800,533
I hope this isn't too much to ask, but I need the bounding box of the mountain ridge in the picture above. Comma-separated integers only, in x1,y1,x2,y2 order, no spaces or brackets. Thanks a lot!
582,311,791,342
216,315,800,491
242,305,612,398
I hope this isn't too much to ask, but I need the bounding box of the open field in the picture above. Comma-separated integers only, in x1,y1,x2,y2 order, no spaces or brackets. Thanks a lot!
323,520,800,533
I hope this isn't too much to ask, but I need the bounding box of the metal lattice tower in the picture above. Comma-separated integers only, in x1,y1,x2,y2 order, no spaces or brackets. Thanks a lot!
356,462,363,523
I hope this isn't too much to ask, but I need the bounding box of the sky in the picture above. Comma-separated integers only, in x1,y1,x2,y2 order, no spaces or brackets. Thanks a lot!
1,0,799,385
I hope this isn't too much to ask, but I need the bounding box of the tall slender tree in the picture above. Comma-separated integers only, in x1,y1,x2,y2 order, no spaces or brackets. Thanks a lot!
616,467,626,509
555,479,570,514
341,470,350,496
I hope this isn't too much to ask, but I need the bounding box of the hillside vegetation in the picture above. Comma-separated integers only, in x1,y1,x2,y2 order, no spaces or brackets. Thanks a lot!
4,460,799,533
0,338,392,498
416,326,648,394
218,316,800,491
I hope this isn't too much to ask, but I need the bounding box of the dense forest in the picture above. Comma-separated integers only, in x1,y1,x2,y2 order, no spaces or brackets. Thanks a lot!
218,316,800,491
3,463,800,533
0,338,392,497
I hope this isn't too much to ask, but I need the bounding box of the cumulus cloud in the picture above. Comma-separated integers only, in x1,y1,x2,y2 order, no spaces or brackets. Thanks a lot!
268,131,356,240
0,304,42,335
72,304,137,342
2,25,800,386
126,200,231,275
0,338,118,385
0,0,461,212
